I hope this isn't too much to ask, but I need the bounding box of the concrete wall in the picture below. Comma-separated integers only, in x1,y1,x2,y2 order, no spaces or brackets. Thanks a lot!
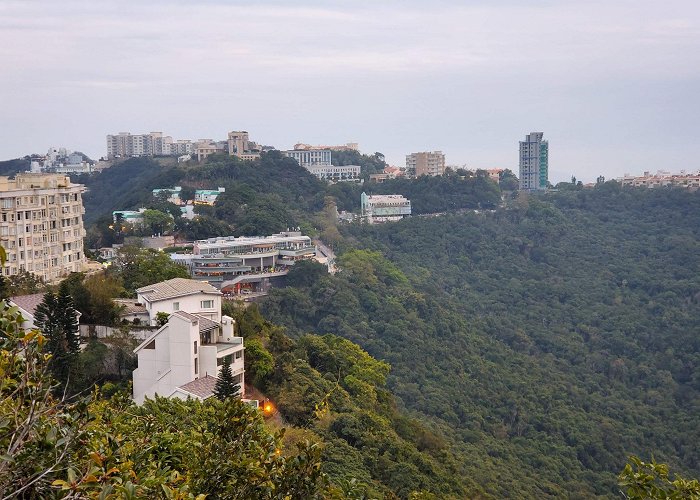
80,324,155,340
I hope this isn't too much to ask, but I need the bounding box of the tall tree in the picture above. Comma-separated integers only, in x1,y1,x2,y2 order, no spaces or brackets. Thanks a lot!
214,362,241,400
33,288,80,389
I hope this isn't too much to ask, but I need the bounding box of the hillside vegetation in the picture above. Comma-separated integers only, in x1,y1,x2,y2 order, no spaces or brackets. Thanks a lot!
262,184,700,498
78,153,502,247
71,154,699,496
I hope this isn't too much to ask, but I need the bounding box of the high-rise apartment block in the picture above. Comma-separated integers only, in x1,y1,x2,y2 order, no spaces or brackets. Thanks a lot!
0,174,86,281
106,132,175,158
406,151,446,177
519,132,549,191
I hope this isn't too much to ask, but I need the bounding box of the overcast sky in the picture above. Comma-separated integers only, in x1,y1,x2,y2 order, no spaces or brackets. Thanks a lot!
1,0,699,182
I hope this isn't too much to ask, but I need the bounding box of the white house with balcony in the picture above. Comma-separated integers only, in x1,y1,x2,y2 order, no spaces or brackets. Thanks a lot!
135,278,222,326
132,311,245,404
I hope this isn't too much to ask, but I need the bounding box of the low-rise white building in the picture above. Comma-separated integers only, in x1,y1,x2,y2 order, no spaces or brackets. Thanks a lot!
8,293,81,334
194,188,226,205
307,165,362,183
360,192,411,223
284,148,331,167
132,311,245,404
135,278,222,326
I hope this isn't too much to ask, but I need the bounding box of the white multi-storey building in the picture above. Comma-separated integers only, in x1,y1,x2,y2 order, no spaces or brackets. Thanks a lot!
307,165,362,183
181,231,317,293
106,131,174,158
0,173,86,281
135,278,222,326
519,132,549,191
132,311,245,404
360,192,411,224
284,149,361,182
284,149,332,167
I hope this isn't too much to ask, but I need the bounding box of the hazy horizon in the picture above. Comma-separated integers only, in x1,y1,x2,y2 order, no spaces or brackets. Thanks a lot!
2,0,699,183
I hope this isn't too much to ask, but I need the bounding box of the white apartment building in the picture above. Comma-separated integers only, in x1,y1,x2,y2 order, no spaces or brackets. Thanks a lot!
106,132,174,158
0,174,86,281
406,151,446,177
519,132,549,191
132,311,245,404
135,278,222,326
284,149,332,167
360,192,411,224
284,149,361,182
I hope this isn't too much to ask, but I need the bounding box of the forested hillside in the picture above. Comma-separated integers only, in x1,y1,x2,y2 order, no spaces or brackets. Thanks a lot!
262,184,700,498
78,153,501,245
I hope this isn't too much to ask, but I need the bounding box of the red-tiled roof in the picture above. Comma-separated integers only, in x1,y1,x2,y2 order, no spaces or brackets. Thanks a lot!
114,299,148,315
136,278,220,301
177,375,218,399
9,293,45,317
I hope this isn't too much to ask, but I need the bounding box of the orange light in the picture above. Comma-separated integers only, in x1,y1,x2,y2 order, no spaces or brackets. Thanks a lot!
264,404,273,413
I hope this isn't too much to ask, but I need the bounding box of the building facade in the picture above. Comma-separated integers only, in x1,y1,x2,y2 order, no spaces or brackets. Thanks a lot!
135,278,223,326
182,231,316,293
0,174,86,281
106,132,175,158
293,142,359,152
406,151,446,177
284,149,361,182
360,192,411,224
617,170,700,190
519,132,549,191
307,165,362,183
194,188,226,205
284,149,332,167
132,311,245,404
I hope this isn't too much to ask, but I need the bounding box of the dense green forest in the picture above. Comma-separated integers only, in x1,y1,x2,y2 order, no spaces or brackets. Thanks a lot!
26,152,700,496
262,184,700,498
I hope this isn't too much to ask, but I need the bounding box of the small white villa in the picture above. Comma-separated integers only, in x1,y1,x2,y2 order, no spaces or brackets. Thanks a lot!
132,311,245,404
135,278,222,326
8,293,82,333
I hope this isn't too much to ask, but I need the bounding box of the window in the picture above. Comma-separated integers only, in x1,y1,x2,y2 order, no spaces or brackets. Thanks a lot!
173,301,179,311
144,340,155,349
217,354,232,366
193,341,197,354
200,300,214,309
235,350,242,360
194,358,198,375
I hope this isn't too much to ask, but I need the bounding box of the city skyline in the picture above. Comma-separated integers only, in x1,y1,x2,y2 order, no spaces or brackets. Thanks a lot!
1,0,699,183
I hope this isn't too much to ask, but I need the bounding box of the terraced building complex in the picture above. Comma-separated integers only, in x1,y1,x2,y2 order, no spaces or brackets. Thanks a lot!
180,231,317,294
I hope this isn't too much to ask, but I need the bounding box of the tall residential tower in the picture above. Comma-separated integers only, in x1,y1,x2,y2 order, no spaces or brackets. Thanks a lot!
519,132,548,191
0,173,86,281
405,151,445,177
